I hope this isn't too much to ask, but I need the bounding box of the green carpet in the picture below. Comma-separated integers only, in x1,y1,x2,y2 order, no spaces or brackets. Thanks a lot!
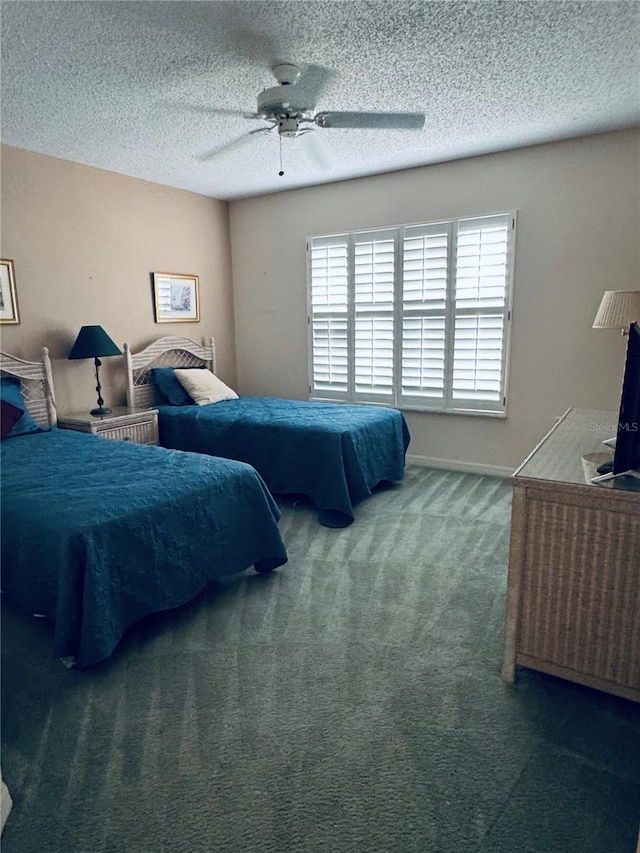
1,466,638,852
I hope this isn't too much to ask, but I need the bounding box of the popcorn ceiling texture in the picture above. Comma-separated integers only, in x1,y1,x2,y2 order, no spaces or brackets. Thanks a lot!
1,1,638,200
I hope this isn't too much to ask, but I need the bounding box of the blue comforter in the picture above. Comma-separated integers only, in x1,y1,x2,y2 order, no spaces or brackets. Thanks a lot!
158,397,410,526
1,430,287,667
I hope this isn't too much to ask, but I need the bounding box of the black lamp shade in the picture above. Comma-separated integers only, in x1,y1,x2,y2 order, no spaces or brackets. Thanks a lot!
68,325,122,360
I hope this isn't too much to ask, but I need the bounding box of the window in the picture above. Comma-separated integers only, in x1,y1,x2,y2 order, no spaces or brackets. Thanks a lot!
307,212,515,415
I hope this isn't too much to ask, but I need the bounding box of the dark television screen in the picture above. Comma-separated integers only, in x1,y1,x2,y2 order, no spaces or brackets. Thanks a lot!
613,322,640,475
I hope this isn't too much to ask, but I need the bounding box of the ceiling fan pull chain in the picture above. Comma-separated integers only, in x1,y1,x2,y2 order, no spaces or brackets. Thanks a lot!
279,134,284,176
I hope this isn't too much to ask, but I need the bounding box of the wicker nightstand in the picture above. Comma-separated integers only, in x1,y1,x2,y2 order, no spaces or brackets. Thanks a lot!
57,407,159,445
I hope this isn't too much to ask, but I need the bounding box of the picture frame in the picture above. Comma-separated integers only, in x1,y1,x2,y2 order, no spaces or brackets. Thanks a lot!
0,259,20,324
152,272,200,323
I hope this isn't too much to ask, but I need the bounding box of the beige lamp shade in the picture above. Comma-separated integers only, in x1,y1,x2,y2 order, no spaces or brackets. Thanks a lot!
592,290,640,332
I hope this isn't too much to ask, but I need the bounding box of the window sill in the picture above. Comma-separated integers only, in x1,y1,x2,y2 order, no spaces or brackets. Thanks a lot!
309,396,507,418
401,405,507,419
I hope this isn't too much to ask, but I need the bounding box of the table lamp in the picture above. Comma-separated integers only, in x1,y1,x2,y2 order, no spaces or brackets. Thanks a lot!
591,290,640,467
592,290,640,335
68,325,122,415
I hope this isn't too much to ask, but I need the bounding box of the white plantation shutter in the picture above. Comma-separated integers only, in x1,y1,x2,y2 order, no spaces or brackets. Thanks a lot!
452,215,512,408
309,236,349,396
307,212,514,414
312,316,348,392
453,314,504,400
354,231,395,401
400,223,451,405
401,316,446,398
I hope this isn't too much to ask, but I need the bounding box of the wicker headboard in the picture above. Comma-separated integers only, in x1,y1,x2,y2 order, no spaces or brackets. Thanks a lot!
124,336,216,409
0,348,57,427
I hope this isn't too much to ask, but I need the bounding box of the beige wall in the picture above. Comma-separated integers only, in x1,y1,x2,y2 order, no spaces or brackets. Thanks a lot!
0,146,234,413
230,129,640,473
2,134,638,473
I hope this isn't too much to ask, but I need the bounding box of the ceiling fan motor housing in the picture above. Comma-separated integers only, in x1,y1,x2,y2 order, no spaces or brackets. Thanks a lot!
257,85,313,119
271,63,301,86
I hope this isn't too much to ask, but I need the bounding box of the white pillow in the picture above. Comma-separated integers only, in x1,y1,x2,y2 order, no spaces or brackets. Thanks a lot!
174,368,238,405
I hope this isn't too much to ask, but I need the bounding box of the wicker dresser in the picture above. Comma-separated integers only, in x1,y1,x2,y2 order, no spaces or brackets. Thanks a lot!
502,408,640,703
57,407,159,445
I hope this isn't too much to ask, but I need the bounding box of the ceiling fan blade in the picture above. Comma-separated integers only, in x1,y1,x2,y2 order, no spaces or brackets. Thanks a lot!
247,125,276,136
314,111,425,130
299,130,332,171
198,126,273,161
162,103,259,120
294,64,335,109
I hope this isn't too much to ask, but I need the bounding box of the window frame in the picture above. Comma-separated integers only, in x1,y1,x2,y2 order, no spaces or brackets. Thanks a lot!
306,210,516,417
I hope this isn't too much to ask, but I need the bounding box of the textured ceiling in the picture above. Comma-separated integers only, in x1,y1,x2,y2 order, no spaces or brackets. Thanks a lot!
1,1,639,201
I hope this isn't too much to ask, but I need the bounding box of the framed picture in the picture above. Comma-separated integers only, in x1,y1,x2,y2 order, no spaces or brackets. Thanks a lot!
152,272,200,323
0,259,20,324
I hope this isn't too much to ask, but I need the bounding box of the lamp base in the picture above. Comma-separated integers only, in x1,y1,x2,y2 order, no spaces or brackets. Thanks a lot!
90,406,112,417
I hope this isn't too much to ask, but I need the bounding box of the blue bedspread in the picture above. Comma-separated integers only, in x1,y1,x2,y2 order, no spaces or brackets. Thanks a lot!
1,430,287,667
158,397,410,526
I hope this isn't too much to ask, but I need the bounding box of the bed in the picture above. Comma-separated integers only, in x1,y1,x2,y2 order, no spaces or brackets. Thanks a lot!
0,348,287,668
125,336,410,527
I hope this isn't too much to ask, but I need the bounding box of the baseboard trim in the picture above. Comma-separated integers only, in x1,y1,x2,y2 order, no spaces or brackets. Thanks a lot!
406,453,513,479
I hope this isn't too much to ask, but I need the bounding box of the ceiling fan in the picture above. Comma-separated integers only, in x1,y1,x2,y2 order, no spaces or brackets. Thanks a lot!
198,63,425,169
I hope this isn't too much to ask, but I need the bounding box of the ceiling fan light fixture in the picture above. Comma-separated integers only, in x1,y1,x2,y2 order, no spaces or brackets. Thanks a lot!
278,117,300,137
